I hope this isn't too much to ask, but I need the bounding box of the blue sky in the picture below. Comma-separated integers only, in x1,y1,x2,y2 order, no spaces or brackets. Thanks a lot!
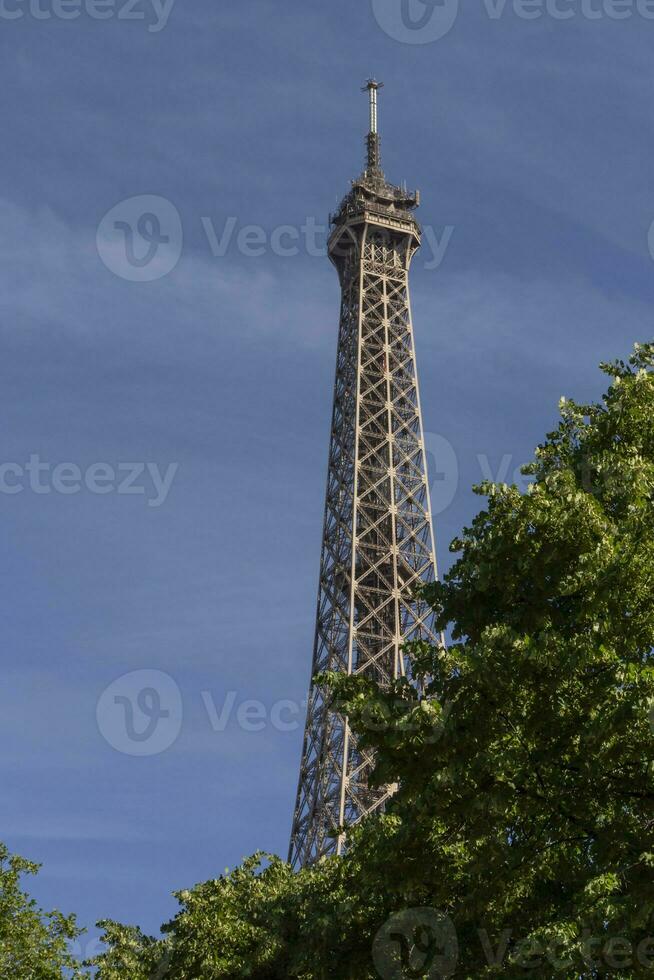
1,0,653,949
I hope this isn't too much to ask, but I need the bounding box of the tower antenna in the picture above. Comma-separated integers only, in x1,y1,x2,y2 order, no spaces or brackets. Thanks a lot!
362,78,384,173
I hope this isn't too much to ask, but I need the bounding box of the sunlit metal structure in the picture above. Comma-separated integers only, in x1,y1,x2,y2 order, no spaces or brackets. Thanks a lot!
289,82,439,868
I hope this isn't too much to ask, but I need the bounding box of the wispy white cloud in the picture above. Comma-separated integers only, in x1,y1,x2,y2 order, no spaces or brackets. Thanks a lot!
0,198,336,355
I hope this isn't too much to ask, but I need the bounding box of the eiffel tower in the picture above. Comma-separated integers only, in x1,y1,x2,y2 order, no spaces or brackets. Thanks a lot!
289,81,439,868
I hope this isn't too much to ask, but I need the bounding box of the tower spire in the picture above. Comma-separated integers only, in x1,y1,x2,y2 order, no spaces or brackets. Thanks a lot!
363,78,384,174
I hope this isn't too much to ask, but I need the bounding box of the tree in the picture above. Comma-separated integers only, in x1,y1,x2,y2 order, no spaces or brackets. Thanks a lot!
331,340,654,976
94,853,382,979
0,843,87,979
94,342,654,978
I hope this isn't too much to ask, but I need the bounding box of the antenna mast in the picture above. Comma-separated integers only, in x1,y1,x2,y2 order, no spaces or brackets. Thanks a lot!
363,78,384,174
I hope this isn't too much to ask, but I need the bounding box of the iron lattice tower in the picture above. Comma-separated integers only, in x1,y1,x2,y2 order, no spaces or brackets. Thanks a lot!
289,82,439,868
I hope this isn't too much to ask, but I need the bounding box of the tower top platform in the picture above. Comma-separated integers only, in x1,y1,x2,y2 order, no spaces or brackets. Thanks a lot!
329,81,420,235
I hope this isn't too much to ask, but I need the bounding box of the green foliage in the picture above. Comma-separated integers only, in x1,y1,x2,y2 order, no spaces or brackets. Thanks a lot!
0,842,87,979
330,340,654,976
94,343,654,978
94,852,384,979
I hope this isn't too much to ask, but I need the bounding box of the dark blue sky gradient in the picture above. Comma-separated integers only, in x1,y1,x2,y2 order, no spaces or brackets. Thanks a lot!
1,0,652,949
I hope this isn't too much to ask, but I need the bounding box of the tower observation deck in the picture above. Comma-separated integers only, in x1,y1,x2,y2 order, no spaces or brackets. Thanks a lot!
289,82,439,868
